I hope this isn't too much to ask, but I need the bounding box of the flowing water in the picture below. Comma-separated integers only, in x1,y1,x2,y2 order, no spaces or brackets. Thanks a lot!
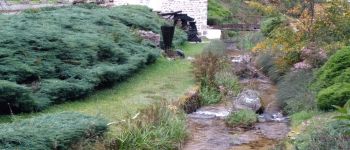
183,50,289,150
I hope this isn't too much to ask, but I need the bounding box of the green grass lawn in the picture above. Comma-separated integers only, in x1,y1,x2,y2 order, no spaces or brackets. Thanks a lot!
0,43,206,127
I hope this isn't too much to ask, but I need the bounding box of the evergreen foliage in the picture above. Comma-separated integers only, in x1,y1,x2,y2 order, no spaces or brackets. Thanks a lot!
314,47,350,89
0,5,186,114
0,80,36,113
317,83,350,110
0,112,107,150
314,47,350,110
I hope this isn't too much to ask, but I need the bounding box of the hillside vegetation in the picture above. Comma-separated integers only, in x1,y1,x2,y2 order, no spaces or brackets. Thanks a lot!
0,5,186,114
208,0,261,25
246,1,350,149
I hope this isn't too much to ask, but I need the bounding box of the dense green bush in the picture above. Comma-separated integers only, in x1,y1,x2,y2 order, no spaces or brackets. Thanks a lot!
294,120,350,150
314,47,350,90
226,109,257,128
317,83,350,110
0,112,108,150
277,70,316,114
0,5,186,113
314,47,350,110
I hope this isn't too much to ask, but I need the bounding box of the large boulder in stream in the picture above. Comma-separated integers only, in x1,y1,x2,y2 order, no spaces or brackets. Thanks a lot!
233,89,262,112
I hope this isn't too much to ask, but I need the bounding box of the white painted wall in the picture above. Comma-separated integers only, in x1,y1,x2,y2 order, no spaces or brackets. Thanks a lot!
148,0,162,11
205,29,221,39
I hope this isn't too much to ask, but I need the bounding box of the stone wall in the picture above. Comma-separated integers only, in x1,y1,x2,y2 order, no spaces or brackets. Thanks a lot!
161,0,207,35
113,0,208,35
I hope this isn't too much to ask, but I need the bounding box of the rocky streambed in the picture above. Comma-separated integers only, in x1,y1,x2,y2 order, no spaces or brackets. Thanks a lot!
183,51,289,150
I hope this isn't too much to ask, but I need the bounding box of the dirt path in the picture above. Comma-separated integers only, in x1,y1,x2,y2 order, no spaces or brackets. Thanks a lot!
183,50,289,150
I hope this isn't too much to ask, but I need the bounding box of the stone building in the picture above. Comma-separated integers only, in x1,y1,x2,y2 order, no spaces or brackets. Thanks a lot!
113,0,208,36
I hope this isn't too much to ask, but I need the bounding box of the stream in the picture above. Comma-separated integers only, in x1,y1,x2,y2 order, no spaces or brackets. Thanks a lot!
183,50,290,150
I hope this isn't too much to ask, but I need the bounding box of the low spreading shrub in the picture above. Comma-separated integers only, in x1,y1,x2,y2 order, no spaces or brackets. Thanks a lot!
36,79,93,103
113,101,186,150
294,120,350,150
0,5,186,113
0,112,108,150
317,83,350,110
277,70,316,114
226,109,257,128
0,80,36,114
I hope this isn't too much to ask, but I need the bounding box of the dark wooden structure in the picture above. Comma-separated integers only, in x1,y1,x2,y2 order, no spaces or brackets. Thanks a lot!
160,11,201,44
212,24,260,31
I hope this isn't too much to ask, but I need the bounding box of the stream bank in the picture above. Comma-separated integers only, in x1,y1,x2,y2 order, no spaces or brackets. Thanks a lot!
183,49,290,150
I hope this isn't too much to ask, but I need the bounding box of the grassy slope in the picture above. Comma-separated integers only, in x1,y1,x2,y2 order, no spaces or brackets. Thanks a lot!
0,43,206,126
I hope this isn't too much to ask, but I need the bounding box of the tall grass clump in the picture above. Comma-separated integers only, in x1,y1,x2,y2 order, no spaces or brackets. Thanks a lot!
0,112,108,150
112,101,186,150
236,32,264,51
193,40,226,87
277,70,316,114
193,40,233,105
199,86,222,105
214,70,240,95
255,53,284,83
226,109,257,128
0,5,186,114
